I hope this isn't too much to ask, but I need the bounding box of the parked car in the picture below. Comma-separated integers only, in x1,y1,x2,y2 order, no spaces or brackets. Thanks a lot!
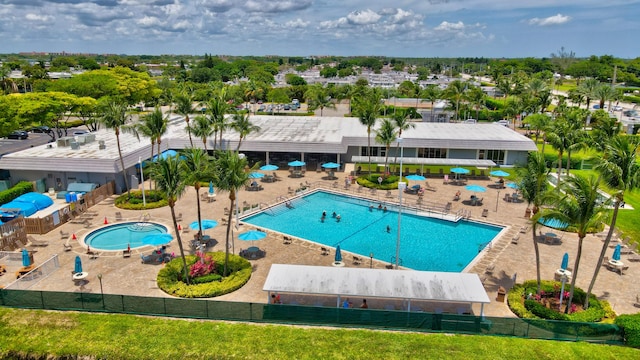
283,104,291,110
72,130,89,136
463,119,476,124
494,120,510,127
29,126,52,133
8,130,29,139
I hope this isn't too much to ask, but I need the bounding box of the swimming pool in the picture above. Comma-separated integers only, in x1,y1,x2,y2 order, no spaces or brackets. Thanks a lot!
242,191,503,272
84,222,169,251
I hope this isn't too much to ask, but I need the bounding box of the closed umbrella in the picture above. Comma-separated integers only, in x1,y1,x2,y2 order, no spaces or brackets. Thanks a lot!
22,248,31,267
260,164,279,171
74,255,83,274
189,219,218,230
490,170,510,177
538,217,569,230
335,244,342,263
613,244,621,261
209,181,214,195
141,233,173,246
321,162,341,169
561,252,569,270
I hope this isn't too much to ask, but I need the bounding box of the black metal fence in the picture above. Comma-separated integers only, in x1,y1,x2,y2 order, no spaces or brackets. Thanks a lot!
0,289,623,344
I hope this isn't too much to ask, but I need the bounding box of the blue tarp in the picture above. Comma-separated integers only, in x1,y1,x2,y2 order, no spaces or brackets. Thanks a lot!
0,192,54,218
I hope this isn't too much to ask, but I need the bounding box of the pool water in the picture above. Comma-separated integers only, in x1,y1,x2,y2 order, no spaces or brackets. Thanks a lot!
84,222,168,251
242,191,502,272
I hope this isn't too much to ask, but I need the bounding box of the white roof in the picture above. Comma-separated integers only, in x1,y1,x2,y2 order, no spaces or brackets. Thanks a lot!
350,156,496,167
263,264,490,304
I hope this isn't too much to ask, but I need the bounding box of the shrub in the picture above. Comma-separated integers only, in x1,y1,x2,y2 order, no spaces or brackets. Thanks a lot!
356,174,401,190
115,190,168,210
157,251,252,298
616,314,640,348
0,181,34,204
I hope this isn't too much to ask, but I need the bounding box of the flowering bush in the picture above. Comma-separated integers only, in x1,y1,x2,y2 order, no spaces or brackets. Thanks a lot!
189,251,216,278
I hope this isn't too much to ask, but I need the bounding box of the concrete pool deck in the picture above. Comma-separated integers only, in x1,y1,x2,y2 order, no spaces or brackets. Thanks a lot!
3,167,639,317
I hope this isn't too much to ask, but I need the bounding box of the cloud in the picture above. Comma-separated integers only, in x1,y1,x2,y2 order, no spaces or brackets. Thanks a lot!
25,13,53,22
434,21,465,31
346,9,381,25
244,0,312,13
528,13,571,26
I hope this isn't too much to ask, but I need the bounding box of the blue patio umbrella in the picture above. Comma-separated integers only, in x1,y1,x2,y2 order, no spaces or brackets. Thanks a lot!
288,160,306,167
405,174,426,181
189,219,218,230
260,164,279,171
335,245,342,262
561,252,569,270
21,248,31,267
141,233,173,246
506,182,519,189
538,217,569,230
490,170,510,177
238,230,267,242
465,184,487,193
209,181,214,194
74,255,83,274
450,167,470,174
321,162,341,169
613,244,622,261
249,172,265,179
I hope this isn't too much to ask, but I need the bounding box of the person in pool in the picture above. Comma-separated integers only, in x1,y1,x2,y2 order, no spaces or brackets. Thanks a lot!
336,214,341,222
332,211,337,218
386,225,391,233
322,210,327,218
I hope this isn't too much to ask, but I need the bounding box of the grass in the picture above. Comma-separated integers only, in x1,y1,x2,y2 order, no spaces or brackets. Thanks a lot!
0,308,638,359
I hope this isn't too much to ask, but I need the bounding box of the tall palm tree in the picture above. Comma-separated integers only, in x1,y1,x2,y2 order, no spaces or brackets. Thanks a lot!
375,119,398,175
180,148,212,242
444,80,467,120
578,78,600,109
136,107,167,164
190,115,214,151
464,86,485,120
594,84,618,110
99,101,136,197
231,112,261,152
536,175,609,312
421,84,442,122
585,136,640,308
305,83,336,116
546,118,572,183
390,108,415,174
522,113,551,146
206,88,233,150
353,89,382,176
520,152,551,294
174,89,196,147
150,156,190,284
524,78,550,114
214,150,250,276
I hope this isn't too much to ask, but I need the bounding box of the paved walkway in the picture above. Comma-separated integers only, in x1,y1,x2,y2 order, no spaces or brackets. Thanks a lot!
2,167,638,316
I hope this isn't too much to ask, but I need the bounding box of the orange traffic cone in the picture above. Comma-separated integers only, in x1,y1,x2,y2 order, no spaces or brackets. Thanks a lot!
72,233,77,240
104,216,108,224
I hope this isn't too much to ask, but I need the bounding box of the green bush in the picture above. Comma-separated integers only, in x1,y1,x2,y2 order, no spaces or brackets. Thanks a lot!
0,181,34,204
115,190,168,210
191,273,222,284
616,313,640,348
356,174,401,190
157,252,252,298
525,299,569,320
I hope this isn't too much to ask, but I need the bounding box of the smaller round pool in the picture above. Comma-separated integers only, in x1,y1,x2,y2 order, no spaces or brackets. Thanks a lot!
84,222,169,251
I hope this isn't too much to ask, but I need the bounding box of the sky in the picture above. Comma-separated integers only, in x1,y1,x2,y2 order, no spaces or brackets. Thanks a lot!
1,0,639,58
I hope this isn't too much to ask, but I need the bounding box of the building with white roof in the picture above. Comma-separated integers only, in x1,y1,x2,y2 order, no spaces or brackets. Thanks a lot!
0,114,536,193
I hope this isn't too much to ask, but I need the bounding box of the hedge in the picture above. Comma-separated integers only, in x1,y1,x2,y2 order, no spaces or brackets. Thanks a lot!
356,174,401,190
0,181,34,205
157,251,252,298
114,190,168,210
616,313,640,348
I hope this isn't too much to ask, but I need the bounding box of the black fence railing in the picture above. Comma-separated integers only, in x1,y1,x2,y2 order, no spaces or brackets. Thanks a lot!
0,289,623,344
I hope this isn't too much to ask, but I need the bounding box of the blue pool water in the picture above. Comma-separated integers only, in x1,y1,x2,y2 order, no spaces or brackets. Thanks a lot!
84,222,168,251
242,191,502,272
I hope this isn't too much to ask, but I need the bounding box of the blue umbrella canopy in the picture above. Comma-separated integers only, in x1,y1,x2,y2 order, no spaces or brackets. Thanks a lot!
613,244,622,261
74,255,83,273
561,252,569,270
450,167,470,174
22,248,31,267
288,160,306,167
321,162,341,169
209,181,214,194
465,184,487,193
141,233,173,246
189,219,218,230
248,172,265,179
490,170,510,177
260,164,279,171
405,174,426,181
335,244,342,262
238,230,267,241
506,182,519,189
538,217,569,230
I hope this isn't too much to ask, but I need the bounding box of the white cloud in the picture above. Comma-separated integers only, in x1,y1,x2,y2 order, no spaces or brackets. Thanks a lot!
285,18,309,28
528,13,571,26
346,9,381,25
25,13,52,22
434,21,465,31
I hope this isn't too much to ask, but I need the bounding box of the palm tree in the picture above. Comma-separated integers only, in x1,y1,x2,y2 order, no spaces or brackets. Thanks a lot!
444,80,467,120
594,84,618,110
214,150,250,276
578,79,600,109
585,136,640,308
305,83,336,116
206,88,233,150
190,115,214,151
180,148,212,242
390,108,415,174
522,113,551,146
231,112,261,152
546,119,572,183
375,119,398,175
421,84,442,122
174,89,196,147
136,107,167,164
150,156,190,284
535,175,609,313
99,101,136,197
590,113,622,151
464,86,485,121
353,89,382,176
519,152,551,294
524,78,550,114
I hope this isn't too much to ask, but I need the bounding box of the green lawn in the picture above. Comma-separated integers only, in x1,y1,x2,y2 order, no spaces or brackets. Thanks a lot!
0,308,637,359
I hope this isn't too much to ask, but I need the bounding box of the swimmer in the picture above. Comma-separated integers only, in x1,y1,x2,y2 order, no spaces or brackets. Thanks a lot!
322,210,327,218
378,204,383,210
332,211,337,218
383,206,387,212
336,214,341,222
386,225,391,233
369,205,373,212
